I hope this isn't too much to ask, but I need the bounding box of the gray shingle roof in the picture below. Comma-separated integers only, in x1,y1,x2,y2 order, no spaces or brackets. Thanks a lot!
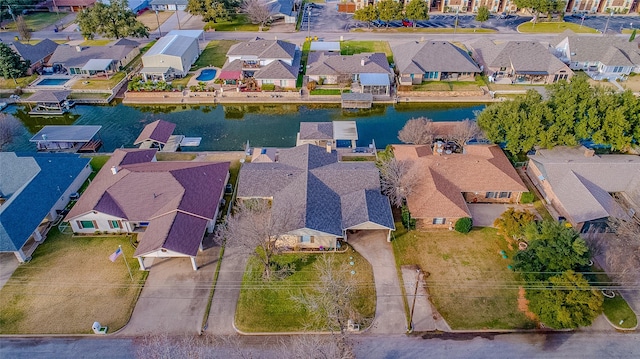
470,39,571,74
49,44,136,68
237,144,394,236
227,38,296,60
10,39,58,64
299,122,333,140
393,41,481,75
306,52,391,76
554,35,640,66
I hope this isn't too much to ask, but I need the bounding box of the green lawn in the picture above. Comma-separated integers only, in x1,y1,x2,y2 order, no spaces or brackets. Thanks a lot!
518,21,599,34
170,74,194,88
0,229,147,334
310,89,348,95
392,225,536,330
204,15,264,31
236,248,376,332
0,74,38,89
71,71,125,90
3,12,65,31
194,40,239,69
341,41,393,63
80,39,112,46
603,294,638,329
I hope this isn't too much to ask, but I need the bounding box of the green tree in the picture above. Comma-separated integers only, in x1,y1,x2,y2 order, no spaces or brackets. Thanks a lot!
475,5,490,22
630,29,637,42
513,0,565,23
76,0,149,39
493,208,537,240
376,0,403,27
526,270,603,329
187,0,229,23
0,43,29,84
514,220,591,282
404,0,429,27
454,217,473,233
353,4,379,27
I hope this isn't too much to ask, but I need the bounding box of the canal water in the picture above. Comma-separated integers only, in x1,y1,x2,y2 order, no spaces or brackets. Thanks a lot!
4,102,485,152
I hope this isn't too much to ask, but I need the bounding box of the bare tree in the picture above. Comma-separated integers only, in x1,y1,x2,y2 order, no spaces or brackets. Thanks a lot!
217,199,293,280
378,157,419,208
398,117,434,145
450,119,484,147
16,15,32,43
282,334,352,359
291,255,358,359
0,113,20,151
136,333,211,359
240,0,272,31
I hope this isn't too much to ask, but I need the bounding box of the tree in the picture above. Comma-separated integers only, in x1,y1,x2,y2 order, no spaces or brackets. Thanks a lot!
353,4,378,28
514,220,591,282
0,43,29,84
217,199,293,280
187,0,229,23
16,15,31,42
493,208,537,240
378,156,419,208
398,117,434,145
376,0,403,27
475,6,490,23
454,217,473,233
526,270,603,329
513,0,565,23
76,0,149,39
630,28,637,42
0,113,21,151
450,119,484,147
240,0,271,31
404,0,429,27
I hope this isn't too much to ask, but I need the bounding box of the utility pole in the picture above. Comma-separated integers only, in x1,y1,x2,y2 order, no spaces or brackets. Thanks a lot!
453,7,459,36
603,10,613,35
408,268,421,332
307,8,311,40
155,10,162,36
175,5,181,30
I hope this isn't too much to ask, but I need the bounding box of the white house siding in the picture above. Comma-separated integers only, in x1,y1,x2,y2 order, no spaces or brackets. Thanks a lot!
137,248,191,258
256,79,296,88
142,39,199,75
308,74,339,84
286,228,339,249
69,212,130,234
49,163,91,219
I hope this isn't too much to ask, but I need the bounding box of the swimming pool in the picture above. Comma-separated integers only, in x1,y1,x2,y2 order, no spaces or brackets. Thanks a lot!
196,69,217,81
37,78,71,86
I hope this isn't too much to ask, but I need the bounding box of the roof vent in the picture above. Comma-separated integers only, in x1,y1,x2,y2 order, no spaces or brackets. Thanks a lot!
111,166,118,175
361,58,366,66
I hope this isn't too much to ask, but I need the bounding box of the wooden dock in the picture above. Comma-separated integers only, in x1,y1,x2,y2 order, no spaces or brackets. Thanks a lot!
163,135,185,152
341,93,373,109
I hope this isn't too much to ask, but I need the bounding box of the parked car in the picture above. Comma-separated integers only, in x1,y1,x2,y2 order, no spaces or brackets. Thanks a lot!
402,19,413,27
371,19,386,27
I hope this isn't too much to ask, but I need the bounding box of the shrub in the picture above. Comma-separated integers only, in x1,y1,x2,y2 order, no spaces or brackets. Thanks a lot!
454,217,473,233
494,208,537,240
521,192,535,204
307,80,317,91
261,83,276,91
401,205,416,230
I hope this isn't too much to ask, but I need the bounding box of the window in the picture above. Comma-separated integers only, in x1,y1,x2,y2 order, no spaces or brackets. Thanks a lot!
301,235,313,243
485,192,497,199
499,192,511,199
108,220,120,229
78,220,96,229
433,218,446,225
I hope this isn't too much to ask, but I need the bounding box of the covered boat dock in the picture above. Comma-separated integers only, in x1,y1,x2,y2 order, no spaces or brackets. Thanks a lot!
341,93,373,109
30,125,103,152
26,90,74,116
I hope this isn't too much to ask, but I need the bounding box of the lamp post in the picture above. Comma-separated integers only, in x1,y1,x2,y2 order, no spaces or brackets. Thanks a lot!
175,4,181,30
580,13,585,29
454,7,459,36
155,10,162,37
307,8,311,40
603,10,613,35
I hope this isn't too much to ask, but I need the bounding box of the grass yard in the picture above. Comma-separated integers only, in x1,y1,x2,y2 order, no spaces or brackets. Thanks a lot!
0,74,38,89
2,12,65,31
155,152,197,161
71,71,125,90
341,41,393,63
194,40,239,69
136,9,174,31
171,74,194,88
0,229,147,334
392,225,536,330
236,248,376,332
124,40,156,72
518,21,598,34
412,81,482,92
80,39,112,46
310,89,348,95
68,93,111,100
204,15,263,31
603,294,638,329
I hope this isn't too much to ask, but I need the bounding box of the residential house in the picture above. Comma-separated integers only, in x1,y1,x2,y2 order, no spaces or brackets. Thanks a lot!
140,30,204,81
470,39,573,84
9,39,59,75
261,0,299,23
393,41,481,85
48,39,139,76
526,146,640,232
296,121,358,148
43,0,96,12
65,148,230,271
552,33,640,80
306,52,393,95
0,153,91,262
236,144,395,249
99,0,149,12
393,143,527,228
565,0,639,13
150,0,188,11
219,37,300,89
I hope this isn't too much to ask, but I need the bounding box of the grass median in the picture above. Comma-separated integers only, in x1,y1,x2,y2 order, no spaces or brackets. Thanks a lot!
518,21,598,34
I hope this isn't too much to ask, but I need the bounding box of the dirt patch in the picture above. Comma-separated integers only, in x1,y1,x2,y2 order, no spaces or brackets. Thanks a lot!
518,286,538,321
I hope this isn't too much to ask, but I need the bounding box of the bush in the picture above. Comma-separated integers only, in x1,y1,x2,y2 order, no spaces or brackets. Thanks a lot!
454,217,473,233
307,80,317,91
521,192,535,204
261,83,276,91
401,205,416,230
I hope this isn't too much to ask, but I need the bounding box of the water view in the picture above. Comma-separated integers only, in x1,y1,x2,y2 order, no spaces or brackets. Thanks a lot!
4,102,485,152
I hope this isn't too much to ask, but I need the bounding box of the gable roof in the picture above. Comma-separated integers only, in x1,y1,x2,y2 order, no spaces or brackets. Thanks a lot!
49,44,136,68
143,34,198,58
393,144,526,220
393,41,481,75
10,39,58,64
299,122,333,140
0,153,90,252
237,144,394,236
254,57,299,79
553,35,640,66
227,38,296,60
528,146,640,223
306,52,391,76
470,39,572,75
134,120,176,145
27,90,71,104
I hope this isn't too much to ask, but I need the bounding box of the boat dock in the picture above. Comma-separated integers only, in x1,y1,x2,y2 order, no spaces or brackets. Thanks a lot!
25,90,75,116
341,93,373,109
29,125,103,153
135,120,201,152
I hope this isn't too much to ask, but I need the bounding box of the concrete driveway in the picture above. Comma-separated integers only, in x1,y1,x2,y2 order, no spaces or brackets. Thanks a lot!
0,253,19,290
468,203,539,227
348,230,406,334
116,246,219,335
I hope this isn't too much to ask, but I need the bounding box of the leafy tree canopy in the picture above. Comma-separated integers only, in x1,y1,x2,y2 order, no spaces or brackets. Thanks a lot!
76,0,149,39
404,0,429,24
513,0,565,21
353,4,379,25
494,208,537,240
477,76,640,157
0,43,29,83
526,270,603,329
187,0,230,23
475,6,490,22
376,0,403,25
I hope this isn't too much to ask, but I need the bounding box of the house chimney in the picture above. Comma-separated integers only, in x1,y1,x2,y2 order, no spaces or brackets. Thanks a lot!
326,143,332,153
361,58,366,66
111,166,118,175
584,148,595,157
75,45,82,52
